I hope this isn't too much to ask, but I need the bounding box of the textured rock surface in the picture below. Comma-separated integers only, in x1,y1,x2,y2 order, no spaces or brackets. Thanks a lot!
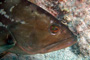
1,47,90,60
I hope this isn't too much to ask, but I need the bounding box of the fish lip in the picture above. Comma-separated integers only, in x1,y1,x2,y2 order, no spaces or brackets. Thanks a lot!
38,35,77,53
45,37,74,49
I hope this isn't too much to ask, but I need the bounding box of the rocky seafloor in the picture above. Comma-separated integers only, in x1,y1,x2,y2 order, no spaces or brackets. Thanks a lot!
0,46,90,60
0,0,90,60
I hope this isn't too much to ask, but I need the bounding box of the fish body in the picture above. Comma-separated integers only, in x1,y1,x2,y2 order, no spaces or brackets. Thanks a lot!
0,0,76,55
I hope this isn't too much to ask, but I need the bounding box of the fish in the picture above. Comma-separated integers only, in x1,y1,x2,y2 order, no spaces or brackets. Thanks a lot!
0,0,77,56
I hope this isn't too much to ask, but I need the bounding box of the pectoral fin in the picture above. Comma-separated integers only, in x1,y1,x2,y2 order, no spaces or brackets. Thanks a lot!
0,27,16,54
0,43,15,54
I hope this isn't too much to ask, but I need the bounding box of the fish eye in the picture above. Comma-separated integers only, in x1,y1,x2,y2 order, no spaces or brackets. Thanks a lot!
49,24,60,34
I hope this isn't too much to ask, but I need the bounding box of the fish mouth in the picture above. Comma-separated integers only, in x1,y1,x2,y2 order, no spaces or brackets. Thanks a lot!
17,35,76,54
38,35,77,53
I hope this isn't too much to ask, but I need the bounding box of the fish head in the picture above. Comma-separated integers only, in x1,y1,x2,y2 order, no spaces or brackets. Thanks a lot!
0,0,77,54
